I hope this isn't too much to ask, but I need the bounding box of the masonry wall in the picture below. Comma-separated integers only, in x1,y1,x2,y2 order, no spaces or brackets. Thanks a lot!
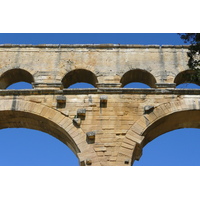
0,44,199,166
0,44,191,89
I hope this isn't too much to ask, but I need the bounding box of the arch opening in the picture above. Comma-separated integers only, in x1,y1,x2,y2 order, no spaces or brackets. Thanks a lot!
120,69,156,88
143,110,200,146
68,82,95,89
124,82,151,88
7,82,33,89
0,69,34,89
176,83,200,89
62,69,98,88
0,128,78,166
0,110,80,164
133,109,200,166
174,70,200,87
134,128,200,166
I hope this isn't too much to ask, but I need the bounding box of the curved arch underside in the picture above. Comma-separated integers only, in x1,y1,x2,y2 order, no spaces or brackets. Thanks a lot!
119,99,200,165
0,99,101,166
120,69,156,88
0,69,34,89
62,69,98,88
143,110,200,147
174,70,200,87
0,110,79,156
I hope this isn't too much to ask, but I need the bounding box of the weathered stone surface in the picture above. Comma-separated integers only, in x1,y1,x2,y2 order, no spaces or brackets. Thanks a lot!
144,105,154,114
56,95,66,103
0,44,199,166
100,95,108,103
77,108,86,116
86,131,96,140
73,117,81,126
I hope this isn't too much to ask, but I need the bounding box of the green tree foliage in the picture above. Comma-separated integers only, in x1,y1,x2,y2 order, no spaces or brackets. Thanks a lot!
179,33,200,82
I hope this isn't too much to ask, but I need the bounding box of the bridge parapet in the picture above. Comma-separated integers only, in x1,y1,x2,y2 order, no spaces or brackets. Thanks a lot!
0,44,192,89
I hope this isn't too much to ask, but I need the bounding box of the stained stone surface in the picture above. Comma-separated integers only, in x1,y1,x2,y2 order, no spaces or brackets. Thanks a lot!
0,44,198,166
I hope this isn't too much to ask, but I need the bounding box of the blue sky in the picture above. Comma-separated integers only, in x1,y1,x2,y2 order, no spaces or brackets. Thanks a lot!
1,33,200,166
0,33,185,45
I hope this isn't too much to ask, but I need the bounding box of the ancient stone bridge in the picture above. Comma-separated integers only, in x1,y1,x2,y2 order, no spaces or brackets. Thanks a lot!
0,43,199,166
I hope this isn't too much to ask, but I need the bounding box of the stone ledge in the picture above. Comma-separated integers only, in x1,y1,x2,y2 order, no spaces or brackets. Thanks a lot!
0,44,190,49
0,88,199,95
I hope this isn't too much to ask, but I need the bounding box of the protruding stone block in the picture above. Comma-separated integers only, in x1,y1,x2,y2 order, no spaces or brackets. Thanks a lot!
100,95,108,103
86,159,92,165
124,159,130,164
86,131,96,140
144,105,154,114
73,117,81,126
56,95,66,104
77,108,86,116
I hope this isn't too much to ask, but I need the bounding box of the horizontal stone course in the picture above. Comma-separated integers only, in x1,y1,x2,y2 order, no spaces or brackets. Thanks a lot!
0,45,199,166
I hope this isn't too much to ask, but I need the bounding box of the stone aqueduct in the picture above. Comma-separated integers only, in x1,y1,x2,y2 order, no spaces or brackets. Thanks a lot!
0,44,199,166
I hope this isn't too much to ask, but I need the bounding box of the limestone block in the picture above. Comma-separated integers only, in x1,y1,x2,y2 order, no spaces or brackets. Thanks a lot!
51,112,66,124
100,95,108,103
126,132,144,144
73,117,81,126
56,95,66,103
74,134,86,145
144,105,154,114
77,108,86,117
94,146,107,152
86,131,96,140
86,159,92,165
123,138,137,146
119,147,133,157
121,142,135,150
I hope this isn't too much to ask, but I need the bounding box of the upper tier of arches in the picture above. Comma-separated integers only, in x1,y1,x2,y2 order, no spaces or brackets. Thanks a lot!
0,67,199,89
0,45,193,89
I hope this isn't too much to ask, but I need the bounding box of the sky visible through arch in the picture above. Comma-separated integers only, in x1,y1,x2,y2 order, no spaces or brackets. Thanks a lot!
1,33,200,166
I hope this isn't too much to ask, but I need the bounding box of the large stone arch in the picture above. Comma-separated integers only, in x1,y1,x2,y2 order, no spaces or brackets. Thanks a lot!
0,99,100,166
118,98,200,165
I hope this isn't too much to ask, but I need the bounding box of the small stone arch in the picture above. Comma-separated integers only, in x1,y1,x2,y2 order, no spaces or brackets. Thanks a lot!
174,69,200,87
62,69,98,88
0,68,34,89
120,69,156,88
117,99,200,165
0,99,100,166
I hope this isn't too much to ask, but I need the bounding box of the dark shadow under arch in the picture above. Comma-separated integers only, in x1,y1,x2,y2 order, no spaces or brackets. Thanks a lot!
143,110,200,147
174,70,200,87
0,69,34,89
62,69,98,88
120,69,156,88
